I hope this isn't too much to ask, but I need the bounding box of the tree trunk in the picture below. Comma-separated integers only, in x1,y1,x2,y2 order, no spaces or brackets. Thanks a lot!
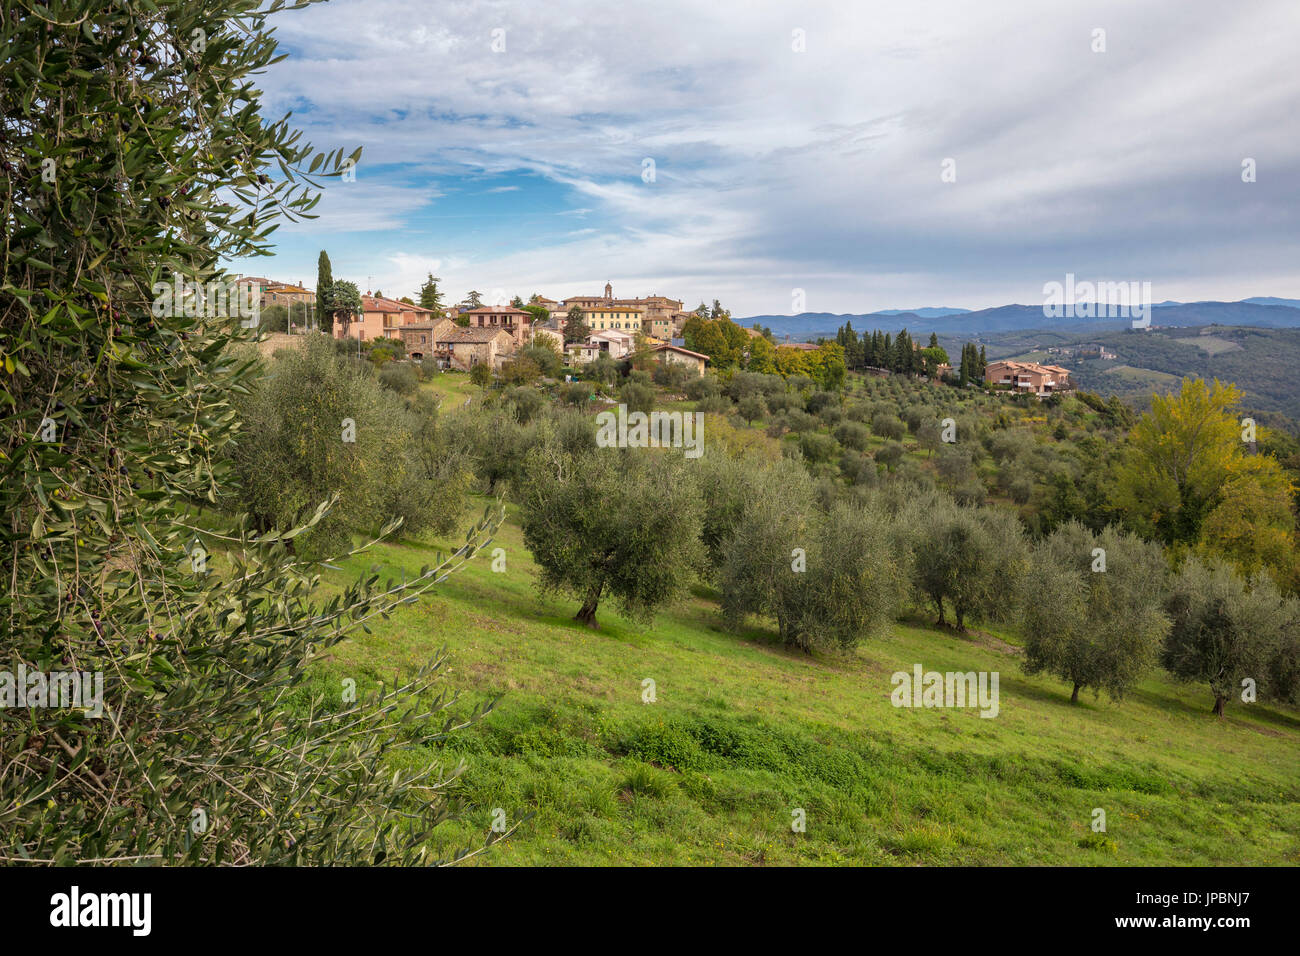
935,598,946,626
1070,683,1081,704
574,583,603,629
1212,694,1225,717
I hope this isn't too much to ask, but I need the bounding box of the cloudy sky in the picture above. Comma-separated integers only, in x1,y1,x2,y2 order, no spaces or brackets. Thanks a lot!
230,0,1300,316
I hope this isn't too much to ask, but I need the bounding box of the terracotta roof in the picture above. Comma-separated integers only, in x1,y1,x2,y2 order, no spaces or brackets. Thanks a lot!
361,295,431,313
652,344,709,361
397,319,453,331
563,297,645,311
987,360,1069,374
460,305,531,316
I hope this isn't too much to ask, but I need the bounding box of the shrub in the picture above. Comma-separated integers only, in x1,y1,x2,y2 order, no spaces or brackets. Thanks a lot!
799,431,839,464
378,361,419,395
585,354,620,385
696,395,732,415
561,381,591,407
834,421,871,451
504,386,546,423
501,355,542,386
871,412,906,441
521,343,563,379
652,360,690,391
260,303,289,333
622,720,711,772
684,374,721,401
620,381,656,415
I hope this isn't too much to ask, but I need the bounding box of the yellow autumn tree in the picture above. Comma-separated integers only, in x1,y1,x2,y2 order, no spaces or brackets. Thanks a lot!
1115,377,1297,588
1197,453,1298,588
1114,378,1243,544
746,333,778,374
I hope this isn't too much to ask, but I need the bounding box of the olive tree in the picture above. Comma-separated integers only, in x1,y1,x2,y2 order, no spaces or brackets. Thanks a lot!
234,337,424,559
720,476,905,652
1163,559,1299,716
912,503,1024,630
520,446,703,627
1021,523,1170,703
0,1,499,865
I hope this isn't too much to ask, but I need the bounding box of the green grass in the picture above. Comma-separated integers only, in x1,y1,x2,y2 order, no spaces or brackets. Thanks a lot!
1170,335,1242,356
1101,364,1182,388
304,501,1300,866
418,370,479,405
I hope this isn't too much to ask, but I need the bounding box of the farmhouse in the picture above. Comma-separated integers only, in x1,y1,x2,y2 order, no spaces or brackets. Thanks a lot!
983,360,1071,397
565,342,600,365
587,328,636,359
262,281,314,309
460,305,534,347
396,318,457,360
443,327,515,371
531,323,565,352
650,343,709,377
335,295,434,342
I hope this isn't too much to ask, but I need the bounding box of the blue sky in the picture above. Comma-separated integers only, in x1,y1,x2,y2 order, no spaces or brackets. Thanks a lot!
230,0,1300,316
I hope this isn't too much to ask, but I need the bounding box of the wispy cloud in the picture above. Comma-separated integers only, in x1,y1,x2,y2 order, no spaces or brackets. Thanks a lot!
245,0,1300,312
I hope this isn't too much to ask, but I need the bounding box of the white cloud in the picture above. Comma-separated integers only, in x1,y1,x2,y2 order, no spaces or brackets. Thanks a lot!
251,0,1300,313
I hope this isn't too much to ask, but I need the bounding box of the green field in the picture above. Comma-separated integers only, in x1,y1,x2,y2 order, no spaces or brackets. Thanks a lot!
305,502,1300,866
1101,364,1181,389
1169,335,1242,356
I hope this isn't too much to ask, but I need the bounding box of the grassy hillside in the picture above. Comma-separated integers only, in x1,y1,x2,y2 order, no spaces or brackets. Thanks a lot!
300,503,1300,866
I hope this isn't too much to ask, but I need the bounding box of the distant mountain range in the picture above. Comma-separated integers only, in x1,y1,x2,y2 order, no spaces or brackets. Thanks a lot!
871,307,971,318
740,299,1300,342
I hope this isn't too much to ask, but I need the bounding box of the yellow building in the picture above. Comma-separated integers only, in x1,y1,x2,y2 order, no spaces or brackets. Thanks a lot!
557,299,644,332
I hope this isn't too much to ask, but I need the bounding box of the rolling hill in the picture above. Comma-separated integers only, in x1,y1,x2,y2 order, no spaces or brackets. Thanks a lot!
970,325,1300,425
743,300,1300,344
